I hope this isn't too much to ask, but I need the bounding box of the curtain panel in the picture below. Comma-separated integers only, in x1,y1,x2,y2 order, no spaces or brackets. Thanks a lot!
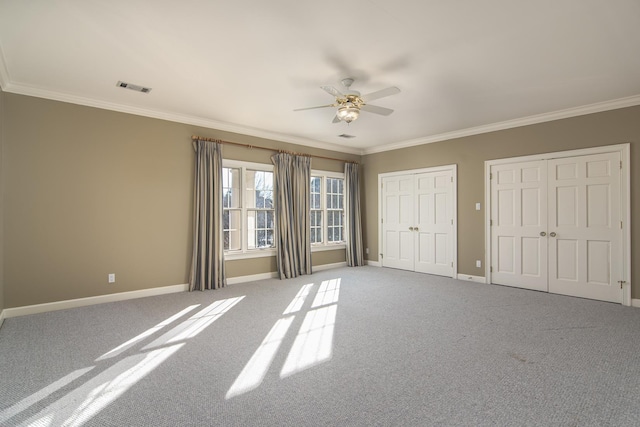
189,140,226,291
271,153,312,279
345,162,364,266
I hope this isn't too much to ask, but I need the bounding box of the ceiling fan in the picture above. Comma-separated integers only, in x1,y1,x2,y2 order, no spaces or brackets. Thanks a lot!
294,78,401,124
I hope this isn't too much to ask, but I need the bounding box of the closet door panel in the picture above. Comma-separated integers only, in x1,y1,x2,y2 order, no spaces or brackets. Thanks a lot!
490,161,548,291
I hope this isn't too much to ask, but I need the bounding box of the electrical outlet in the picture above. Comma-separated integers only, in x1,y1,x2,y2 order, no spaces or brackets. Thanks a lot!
108,273,115,283
476,260,482,268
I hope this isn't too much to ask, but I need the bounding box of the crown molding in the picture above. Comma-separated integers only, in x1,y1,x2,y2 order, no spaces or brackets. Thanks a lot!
362,94,640,155
4,64,639,158
2,81,364,156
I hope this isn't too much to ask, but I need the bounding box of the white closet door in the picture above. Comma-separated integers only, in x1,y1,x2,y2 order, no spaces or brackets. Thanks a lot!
381,175,415,270
548,152,622,303
490,160,548,292
415,170,454,276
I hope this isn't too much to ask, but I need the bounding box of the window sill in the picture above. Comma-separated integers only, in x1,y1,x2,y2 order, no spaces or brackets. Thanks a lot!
224,243,346,260
311,243,346,252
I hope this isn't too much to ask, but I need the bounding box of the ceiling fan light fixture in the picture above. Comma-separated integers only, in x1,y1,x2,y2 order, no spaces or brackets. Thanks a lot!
337,103,360,123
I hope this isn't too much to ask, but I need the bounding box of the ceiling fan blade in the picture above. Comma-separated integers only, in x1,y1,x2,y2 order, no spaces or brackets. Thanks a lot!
293,104,336,112
360,86,401,103
332,115,341,123
361,104,394,116
321,86,344,98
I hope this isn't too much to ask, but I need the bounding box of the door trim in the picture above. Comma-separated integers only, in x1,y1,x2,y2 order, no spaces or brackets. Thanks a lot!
378,164,458,278
484,144,631,305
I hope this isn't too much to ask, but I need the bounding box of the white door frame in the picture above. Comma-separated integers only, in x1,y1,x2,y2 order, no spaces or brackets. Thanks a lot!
484,144,631,306
378,164,458,278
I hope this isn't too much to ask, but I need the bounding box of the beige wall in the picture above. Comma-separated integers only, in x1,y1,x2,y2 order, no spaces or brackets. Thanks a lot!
3,91,637,308
3,93,357,308
362,105,639,298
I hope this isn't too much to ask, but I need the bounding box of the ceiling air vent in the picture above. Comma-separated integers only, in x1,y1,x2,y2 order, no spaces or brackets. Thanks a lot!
338,134,356,139
117,81,152,93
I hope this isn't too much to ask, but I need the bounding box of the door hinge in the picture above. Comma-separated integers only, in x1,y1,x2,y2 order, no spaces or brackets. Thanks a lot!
619,280,626,289
450,176,453,183
620,221,623,229
381,218,383,224
380,253,384,259
490,219,493,226
451,262,453,267
490,173,493,180
490,266,493,273
451,219,453,225
620,161,622,170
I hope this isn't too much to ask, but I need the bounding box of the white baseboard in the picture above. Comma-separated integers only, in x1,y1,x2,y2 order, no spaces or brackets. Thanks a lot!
457,274,487,284
365,260,381,267
632,299,640,308
3,284,189,319
227,262,347,285
314,262,347,272
226,272,278,285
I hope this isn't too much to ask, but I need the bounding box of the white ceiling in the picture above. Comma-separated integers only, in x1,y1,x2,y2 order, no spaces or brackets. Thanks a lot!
1,0,639,155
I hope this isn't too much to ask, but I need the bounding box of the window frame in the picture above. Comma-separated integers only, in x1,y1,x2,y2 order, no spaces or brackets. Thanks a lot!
310,169,347,251
223,160,276,260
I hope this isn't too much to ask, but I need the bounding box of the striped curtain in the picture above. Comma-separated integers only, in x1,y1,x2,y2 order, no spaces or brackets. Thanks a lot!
271,153,312,279
189,140,226,290
345,162,364,266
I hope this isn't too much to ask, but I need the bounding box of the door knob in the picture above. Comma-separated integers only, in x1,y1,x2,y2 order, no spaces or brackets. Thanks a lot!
540,231,547,237
414,227,419,232
550,232,557,237
409,226,414,231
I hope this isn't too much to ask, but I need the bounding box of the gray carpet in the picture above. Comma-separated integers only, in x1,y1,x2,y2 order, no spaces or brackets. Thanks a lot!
1,266,639,426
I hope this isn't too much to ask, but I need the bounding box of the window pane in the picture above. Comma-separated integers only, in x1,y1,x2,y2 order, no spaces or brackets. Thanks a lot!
247,170,274,210
264,190,273,209
311,177,321,210
310,210,323,244
223,209,241,250
223,167,240,209
245,170,255,208
267,210,274,228
248,209,275,249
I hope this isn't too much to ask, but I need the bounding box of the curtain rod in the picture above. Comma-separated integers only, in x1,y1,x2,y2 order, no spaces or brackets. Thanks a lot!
191,135,358,164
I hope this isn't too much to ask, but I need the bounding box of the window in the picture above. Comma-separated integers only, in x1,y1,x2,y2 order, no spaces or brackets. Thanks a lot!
223,161,275,256
222,167,241,251
326,177,344,243
310,172,345,247
246,170,274,249
310,176,322,244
